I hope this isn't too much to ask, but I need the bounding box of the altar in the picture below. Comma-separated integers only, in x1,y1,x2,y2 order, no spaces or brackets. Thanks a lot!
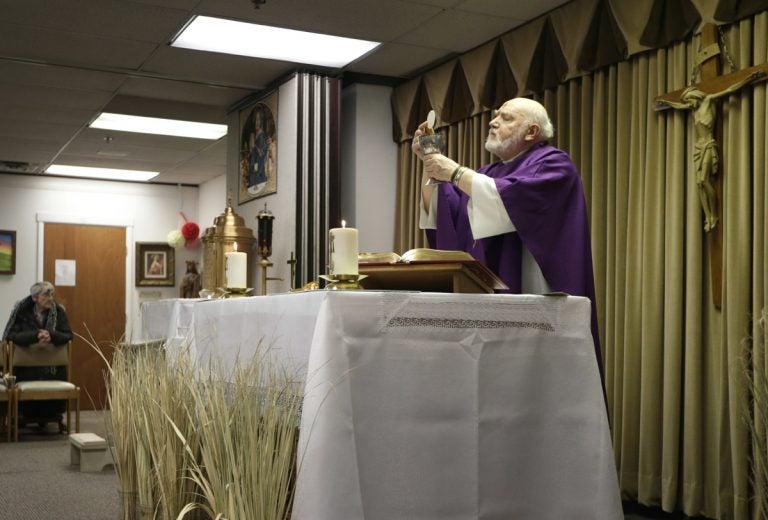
140,291,622,519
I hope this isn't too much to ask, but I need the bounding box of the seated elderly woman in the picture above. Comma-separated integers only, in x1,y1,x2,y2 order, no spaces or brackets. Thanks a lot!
2,281,73,431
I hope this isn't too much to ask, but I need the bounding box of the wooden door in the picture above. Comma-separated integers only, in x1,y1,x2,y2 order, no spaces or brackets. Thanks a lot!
43,223,126,410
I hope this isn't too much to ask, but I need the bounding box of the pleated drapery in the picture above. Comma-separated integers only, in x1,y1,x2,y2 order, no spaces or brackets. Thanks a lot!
390,0,768,141
392,12,768,520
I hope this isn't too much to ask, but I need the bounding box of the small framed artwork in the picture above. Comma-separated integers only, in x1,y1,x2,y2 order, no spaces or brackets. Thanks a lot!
238,88,278,205
0,230,16,275
135,242,175,287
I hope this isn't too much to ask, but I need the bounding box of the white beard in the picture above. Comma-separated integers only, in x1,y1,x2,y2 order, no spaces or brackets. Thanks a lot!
485,128,525,158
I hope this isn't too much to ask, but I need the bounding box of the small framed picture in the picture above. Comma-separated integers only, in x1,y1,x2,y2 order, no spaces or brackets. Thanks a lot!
135,242,175,287
0,230,16,275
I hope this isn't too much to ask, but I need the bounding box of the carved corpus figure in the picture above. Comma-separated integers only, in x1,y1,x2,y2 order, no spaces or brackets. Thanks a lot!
656,70,765,232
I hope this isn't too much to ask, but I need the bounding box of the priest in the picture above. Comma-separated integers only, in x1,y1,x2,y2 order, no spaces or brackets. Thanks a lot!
413,97,602,374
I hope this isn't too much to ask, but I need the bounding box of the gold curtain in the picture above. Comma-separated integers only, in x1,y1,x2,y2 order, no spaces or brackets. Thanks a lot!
393,12,768,519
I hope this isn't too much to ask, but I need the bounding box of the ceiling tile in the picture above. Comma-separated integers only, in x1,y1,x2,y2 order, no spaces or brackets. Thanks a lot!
54,150,181,170
188,139,228,164
142,46,295,90
402,0,460,7
456,0,572,19
395,9,523,52
76,127,220,152
347,42,454,78
197,0,441,42
102,95,227,123
0,23,158,70
0,119,81,142
0,105,97,126
0,83,113,111
0,0,48,24
0,62,124,92
0,136,69,163
129,0,200,9
154,168,226,185
117,77,250,107
12,0,190,43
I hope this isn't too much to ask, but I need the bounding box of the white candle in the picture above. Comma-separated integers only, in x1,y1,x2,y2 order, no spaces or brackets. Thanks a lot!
329,220,358,275
225,242,248,289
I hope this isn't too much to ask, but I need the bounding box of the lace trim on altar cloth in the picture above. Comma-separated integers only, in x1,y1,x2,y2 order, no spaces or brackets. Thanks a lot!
386,316,554,331
378,295,557,332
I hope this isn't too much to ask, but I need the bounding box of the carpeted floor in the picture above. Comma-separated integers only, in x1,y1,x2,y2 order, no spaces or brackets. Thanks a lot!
0,410,711,520
0,410,118,520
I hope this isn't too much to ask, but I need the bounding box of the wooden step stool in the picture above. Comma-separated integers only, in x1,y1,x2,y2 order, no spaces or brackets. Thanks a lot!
69,432,112,472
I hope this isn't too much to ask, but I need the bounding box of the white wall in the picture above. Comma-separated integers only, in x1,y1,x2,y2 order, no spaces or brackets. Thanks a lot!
340,83,397,253
0,174,200,338
199,174,226,231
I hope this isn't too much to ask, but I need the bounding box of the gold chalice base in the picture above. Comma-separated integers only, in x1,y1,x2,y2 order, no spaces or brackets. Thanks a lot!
319,274,367,290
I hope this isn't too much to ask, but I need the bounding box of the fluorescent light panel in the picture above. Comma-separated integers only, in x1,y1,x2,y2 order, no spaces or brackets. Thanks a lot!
90,113,227,140
46,165,159,182
172,15,380,68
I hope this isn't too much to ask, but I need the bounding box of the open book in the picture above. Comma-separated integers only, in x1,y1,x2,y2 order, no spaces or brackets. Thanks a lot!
358,248,474,264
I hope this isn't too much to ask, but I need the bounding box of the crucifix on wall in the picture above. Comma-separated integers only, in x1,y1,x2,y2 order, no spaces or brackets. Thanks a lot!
654,23,767,308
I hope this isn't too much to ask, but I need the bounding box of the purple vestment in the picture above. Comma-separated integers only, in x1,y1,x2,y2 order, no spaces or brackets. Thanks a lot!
426,141,603,374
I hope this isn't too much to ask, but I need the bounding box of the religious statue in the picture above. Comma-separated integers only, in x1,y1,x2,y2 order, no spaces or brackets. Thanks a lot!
656,70,765,232
180,260,202,298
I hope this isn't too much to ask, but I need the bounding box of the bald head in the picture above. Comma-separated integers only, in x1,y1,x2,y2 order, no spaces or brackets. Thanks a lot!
504,98,554,139
486,98,554,161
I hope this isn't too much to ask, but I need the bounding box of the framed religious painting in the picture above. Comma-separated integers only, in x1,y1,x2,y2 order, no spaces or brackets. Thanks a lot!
135,242,175,287
238,89,278,204
0,229,16,275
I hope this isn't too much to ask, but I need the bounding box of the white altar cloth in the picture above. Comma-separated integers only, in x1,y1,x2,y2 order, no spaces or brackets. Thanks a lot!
140,292,621,520
140,292,326,378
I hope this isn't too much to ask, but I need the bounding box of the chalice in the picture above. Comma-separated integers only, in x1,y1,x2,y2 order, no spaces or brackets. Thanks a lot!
418,133,447,185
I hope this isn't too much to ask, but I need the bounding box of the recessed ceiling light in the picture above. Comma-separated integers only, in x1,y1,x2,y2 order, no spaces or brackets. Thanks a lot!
90,113,227,140
46,165,159,182
171,15,380,68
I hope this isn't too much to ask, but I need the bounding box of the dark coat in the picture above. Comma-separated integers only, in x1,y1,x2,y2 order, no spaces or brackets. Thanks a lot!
4,296,73,346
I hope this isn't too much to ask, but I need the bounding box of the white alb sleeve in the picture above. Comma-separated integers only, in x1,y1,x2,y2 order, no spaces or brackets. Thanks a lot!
418,191,438,229
467,173,516,239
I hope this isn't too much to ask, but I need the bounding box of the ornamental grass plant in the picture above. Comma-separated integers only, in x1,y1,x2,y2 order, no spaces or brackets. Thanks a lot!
91,336,302,520
175,353,302,520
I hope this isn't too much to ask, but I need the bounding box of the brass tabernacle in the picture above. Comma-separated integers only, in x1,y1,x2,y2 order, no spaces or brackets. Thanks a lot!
201,194,256,293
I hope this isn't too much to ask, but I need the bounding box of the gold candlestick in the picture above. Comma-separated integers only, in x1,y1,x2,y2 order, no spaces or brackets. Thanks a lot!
258,256,283,295
257,248,284,295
